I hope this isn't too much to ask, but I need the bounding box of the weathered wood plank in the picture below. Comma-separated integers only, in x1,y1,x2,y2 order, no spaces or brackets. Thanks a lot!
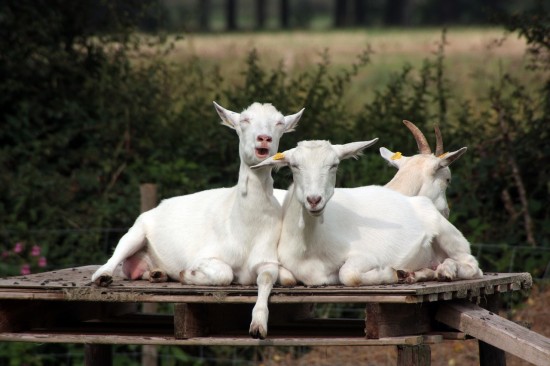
365,303,432,339
0,269,532,305
0,332,427,346
478,295,506,366
85,344,112,366
436,301,550,366
174,303,207,339
397,345,431,366
0,290,419,304
0,300,131,332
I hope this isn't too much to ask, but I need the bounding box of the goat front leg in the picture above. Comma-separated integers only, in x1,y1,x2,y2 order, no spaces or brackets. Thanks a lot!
435,256,483,281
249,262,278,339
435,220,484,280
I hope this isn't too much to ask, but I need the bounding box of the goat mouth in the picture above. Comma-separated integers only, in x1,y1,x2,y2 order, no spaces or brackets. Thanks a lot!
255,148,270,159
308,207,325,216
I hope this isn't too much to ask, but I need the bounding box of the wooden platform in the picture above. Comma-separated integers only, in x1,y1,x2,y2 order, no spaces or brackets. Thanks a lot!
0,266,532,304
1,267,548,366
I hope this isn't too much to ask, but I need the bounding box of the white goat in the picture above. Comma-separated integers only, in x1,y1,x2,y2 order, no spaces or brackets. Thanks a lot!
253,140,482,286
380,120,467,218
91,102,304,339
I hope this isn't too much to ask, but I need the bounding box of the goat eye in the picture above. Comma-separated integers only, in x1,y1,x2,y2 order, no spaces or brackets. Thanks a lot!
330,164,338,170
290,164,299,169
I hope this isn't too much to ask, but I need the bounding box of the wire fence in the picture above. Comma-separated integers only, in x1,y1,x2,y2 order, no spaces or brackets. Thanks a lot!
1,228,549,365
2,227,549,276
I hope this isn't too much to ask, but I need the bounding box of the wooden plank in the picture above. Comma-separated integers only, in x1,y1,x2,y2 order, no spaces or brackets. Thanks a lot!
0,268,532,296
478,295,506,366
0,270,533,307
140,183,159,366
365,303,381,338
0,332,426,346
0,300,131,332
436,301,550,366
85,344,112,366
397,345,431,366
0,289,417,304
425,332,468,341
365,303,432,339
174,303,207,339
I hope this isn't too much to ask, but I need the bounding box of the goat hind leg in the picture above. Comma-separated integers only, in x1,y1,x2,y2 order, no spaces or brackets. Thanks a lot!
400,267,437,284
340,259,399,286
179,258,234,286
92,221,147,286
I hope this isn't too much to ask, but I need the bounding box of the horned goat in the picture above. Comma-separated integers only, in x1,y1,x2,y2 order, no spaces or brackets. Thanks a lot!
380,120,467,218
253,140,482,286
91,102,304,339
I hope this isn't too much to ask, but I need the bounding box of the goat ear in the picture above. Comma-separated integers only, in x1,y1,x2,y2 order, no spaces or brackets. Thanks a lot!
379,147,408,169
438,147,467,168
213,101,240,130
283,108,305,133
334,138,379,160
250,149,294,170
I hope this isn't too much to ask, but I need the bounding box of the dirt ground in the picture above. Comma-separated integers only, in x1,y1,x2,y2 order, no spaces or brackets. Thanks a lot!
258,283,550,366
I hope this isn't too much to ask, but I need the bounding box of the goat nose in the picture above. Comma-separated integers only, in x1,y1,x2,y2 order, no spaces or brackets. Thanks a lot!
307,195,322,207
257,135,272,143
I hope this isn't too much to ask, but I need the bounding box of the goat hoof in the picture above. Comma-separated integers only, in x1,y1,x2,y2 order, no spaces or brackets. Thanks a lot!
94,275,113,287
150,269,168,283
436,272,454,282
396,270,410,283
249,325,266,340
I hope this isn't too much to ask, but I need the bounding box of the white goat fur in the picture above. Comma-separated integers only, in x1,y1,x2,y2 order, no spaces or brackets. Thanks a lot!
254,140,483,286
380,121,467,218
91,102,304,339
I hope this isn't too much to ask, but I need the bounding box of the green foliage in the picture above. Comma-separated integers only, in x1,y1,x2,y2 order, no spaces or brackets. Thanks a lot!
0,0,549,363
1,0,549,274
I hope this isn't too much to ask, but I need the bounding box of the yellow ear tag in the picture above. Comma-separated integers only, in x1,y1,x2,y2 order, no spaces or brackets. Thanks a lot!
390,152,402,160
437,152,448,159
273,152,285,160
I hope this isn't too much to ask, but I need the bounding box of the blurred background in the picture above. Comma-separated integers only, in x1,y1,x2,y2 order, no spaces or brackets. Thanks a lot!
1,0,549,364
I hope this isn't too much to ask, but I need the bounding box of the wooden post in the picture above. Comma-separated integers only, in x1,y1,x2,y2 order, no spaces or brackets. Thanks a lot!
85,344,112,366
140,184,159,366
478,295,506,366
174,303,208,339
397,345,431,366
365,303,431,339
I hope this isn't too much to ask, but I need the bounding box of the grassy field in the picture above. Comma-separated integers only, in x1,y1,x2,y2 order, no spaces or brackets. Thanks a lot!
161,27,540,110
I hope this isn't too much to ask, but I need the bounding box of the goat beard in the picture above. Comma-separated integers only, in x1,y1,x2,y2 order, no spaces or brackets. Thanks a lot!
299,207,305,229
298,207,324,229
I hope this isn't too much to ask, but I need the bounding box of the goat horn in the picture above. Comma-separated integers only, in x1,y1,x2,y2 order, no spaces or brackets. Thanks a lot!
434,124,444,156
403,120,431,154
